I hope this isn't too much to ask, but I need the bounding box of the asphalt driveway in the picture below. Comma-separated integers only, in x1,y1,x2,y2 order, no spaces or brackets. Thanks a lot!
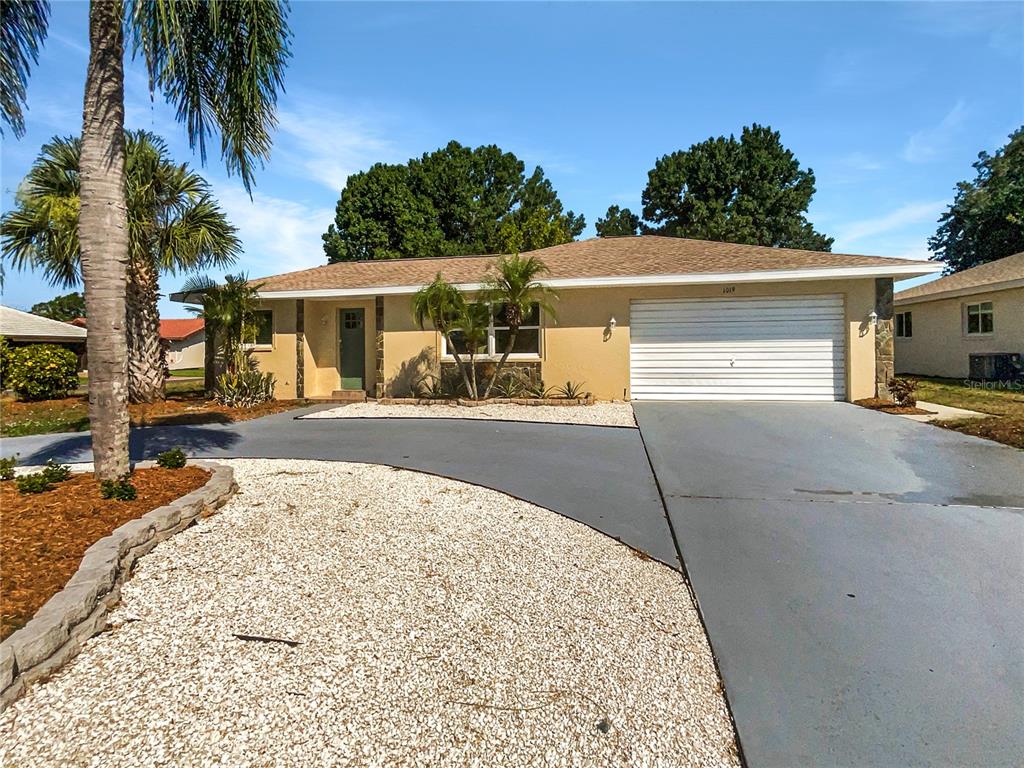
634,402,1024,768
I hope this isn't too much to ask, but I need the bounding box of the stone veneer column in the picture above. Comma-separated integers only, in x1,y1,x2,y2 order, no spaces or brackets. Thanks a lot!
875,278,894,399
375,296,385,399
295,299,304,399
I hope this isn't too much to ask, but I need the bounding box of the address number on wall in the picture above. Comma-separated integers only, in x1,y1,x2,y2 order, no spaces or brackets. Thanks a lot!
722,286,736,294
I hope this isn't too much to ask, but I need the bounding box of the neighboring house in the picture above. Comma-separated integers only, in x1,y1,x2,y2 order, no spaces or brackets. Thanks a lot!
172,236,939,402
0,305,88,368
895,252,1024,380
160,318,205,370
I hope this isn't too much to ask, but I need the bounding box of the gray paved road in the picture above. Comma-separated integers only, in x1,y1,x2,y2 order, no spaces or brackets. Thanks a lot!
635,401,1024,768
1,407,678,567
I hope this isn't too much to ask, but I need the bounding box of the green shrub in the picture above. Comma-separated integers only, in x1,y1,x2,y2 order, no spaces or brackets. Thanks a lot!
0,455,16,482
0,336,9,384
100,476,137,501
888,377,918,407
41,458,72,484
3,343,79,401
16,472,54,494
214,353,276,408
156,447,188,469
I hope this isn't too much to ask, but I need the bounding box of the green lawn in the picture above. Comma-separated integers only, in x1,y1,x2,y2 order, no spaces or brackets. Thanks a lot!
169,367,204,378
910,377,1024,449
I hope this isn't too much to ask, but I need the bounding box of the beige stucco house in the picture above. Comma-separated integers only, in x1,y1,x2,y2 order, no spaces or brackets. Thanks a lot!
895,252,1024,380
175,236,939,402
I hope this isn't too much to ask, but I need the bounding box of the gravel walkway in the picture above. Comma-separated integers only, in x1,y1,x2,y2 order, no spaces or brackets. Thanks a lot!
302,401,637,427
1,459,738,767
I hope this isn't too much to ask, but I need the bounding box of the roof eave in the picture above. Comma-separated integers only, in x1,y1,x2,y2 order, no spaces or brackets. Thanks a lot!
194,262,941,302
895,277,1024,306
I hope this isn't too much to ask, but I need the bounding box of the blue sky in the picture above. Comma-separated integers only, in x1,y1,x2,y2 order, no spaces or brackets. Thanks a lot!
1,1,1021,318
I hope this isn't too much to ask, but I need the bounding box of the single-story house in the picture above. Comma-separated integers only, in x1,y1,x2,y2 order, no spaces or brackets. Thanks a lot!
160,318,205,370
0,305,88,368
173,236,940,402
895,252,1023,380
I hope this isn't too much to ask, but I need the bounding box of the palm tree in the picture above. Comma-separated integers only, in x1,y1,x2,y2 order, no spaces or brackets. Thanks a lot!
0,0,290,479
412,273,480,399
481,254,557,398
180,273,263,394
2,132,241,402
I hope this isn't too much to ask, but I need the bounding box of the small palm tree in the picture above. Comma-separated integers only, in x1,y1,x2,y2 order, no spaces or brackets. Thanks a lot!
412,273,481,398
481,254,558,398
0,0,290,480
180,273,263,394
1,131,241,403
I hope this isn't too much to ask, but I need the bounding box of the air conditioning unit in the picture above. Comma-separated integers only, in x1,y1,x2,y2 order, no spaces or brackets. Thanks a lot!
969,353,1022,381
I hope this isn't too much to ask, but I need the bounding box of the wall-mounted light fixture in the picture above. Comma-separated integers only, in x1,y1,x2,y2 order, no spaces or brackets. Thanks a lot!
868,309,879,328
608,315,617,330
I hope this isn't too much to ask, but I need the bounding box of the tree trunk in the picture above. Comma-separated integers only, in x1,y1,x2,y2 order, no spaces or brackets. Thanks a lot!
79,0,130,480
483,327,518,399
442,332,475,399
204,320,218,396
126,257,166,403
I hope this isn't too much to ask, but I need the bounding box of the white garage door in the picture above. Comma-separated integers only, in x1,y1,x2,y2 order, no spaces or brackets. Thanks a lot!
630,295,846,401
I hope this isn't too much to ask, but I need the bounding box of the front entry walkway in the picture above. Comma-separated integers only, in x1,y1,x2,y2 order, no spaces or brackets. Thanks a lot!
635,401,1024,768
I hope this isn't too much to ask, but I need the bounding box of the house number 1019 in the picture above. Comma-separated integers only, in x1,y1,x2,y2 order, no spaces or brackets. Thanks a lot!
722,286,736,294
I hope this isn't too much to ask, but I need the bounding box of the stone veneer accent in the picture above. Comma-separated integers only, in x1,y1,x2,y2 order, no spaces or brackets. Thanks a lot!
0,461,237,711
295,299,305,399
375,297,385,399
875,278,895,399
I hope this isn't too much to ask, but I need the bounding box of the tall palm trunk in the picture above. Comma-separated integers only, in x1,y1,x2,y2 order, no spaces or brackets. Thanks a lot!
203,320,218,396
126,257,166,402
79,0,130,480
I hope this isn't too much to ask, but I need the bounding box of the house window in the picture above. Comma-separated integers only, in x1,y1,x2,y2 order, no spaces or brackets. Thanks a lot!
441,302,541,358
895,311,913,338
965,302,994,335
253,310,273,346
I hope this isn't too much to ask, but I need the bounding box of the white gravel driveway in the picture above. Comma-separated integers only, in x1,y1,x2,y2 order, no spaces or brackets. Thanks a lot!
1,459,738,767
301,401,637,427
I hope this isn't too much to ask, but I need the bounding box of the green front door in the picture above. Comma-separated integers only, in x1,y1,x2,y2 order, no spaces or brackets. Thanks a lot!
338,308,365,390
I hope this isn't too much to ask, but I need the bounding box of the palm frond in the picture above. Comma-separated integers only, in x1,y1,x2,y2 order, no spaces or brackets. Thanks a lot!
128,0,292,193
0,0,49,138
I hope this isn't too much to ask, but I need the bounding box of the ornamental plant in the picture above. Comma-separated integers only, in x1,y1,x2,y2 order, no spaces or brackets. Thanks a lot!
3,343,79,401
100,477,137,501
0,455,17,481
156,447,188,469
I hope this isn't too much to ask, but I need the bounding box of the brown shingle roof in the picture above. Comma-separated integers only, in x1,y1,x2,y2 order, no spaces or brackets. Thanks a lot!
245,235,935,294
895,252,1024,303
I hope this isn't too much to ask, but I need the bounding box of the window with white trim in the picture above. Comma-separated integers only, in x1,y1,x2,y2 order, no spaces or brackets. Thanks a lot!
965,302,993,335
895,311,912,338
442,302,541,358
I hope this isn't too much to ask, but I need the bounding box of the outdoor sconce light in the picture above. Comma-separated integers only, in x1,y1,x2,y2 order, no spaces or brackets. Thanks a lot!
609,315,617,330
868,309,878,328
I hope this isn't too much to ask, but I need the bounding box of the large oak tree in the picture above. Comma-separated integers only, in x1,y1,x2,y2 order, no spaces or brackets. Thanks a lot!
641,124,833,251
322,140,585,262
929,128,1024,273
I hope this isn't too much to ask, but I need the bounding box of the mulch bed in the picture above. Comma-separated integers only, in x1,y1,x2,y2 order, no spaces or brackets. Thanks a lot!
853,397,935,416
935,416,1024,450
1,466,210,640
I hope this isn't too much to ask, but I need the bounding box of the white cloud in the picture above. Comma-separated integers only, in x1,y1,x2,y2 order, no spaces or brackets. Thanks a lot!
832,200,946,246
214,185,335,277
902,101,969,163
275,103,406,191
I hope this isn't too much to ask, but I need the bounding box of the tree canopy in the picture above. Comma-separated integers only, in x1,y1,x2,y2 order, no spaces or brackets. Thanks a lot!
322,140,584,262
595,205,640,237
929,128,1024,273
641,124,833,251
30,291,85,321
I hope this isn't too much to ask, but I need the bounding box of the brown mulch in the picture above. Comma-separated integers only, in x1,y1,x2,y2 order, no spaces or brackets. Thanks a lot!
1,466,210,640
935,416,1024,450
853,397,935,416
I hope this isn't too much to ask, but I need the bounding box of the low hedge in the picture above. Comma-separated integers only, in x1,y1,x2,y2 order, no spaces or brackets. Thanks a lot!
1,341,79,401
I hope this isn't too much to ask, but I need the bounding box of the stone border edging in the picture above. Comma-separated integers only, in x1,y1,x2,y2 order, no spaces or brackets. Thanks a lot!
0,460,237,711
379,396,595,407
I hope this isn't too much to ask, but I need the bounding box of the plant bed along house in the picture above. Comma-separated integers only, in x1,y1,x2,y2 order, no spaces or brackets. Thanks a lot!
1,465,211,640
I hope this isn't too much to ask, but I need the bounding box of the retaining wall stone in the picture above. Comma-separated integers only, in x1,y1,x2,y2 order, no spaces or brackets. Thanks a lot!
0,460,236,711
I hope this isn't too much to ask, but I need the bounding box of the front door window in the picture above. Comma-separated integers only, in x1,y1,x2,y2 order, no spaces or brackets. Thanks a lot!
339,308,365,390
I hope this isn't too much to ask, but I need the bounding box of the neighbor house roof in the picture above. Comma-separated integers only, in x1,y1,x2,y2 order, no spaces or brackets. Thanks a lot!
0,305,88,342
160,318,204,341
895,252,1024,305
222,236,939,299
